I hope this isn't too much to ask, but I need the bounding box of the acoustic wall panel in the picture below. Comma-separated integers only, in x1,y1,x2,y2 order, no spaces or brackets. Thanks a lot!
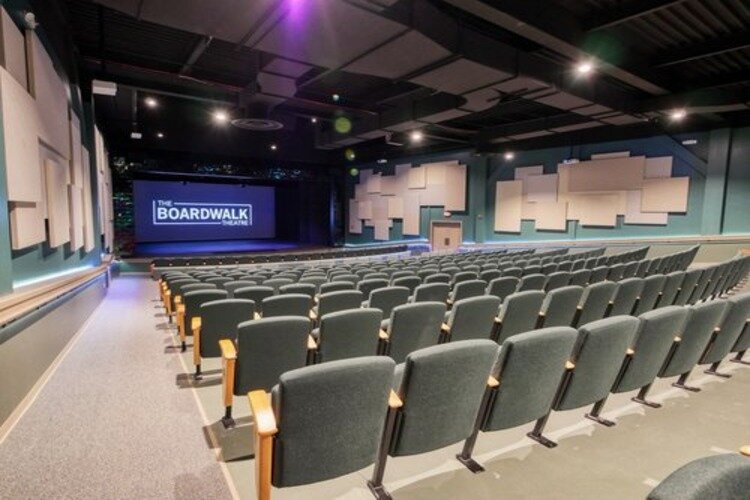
534,201,568,231
0,8,27,88
366,172,381,193
645,156,672,178
348,199,362,234
9,202,45,249
28,33,70,159
373,221,390,241
380,175,397,196
69,113,84,186
0,67,41,202
524,174,558,203
387,197,404,218
591,151,629,160
426,161,448,185
568,156,645,192
44,158,71,247
358,200,373,219
495,180,522,232
570,194,619,227
68,185,84,250
514,165,543,181
641,177,689,213
81,146,96,251
402,193,420,235
408,166,426,188
444,163,467,211
624,190,668,225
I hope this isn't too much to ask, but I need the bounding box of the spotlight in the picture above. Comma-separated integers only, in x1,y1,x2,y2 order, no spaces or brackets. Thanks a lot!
332,93,340,102
377,158,387,164
311,117,318,123
144,97,158,108
410,130,424,143
270,143,278,151
213,110,229,124
503,151,515,161
669,109,687,121
156,132,164,138
576,61,594,75
345,148,356,161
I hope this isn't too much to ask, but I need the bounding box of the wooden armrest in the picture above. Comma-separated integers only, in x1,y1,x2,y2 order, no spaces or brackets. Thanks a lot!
191,316,201,331
254,312,261,320
740,445,750,457
379,329,389,340
576,305,582,310
220,339,237,360
565,361,576,370
538,311,546,317
714,327,721,332
177,304,185,314
309,310,318,321
248,391,278,437
674,336,682,342
175,295,182,304
487,376,500,388
626,348,635,355
314,295,319,304
307,335,317,350
494,317,502,325
388,390,403,409
446,298,454,306
441,323,450,333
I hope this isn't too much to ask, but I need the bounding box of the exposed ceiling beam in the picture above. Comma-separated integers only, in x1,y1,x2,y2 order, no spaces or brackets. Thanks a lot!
475,113,593,143
179,36,213,75
440,0,670,95
584,0,688,32
633,85,750,113
650,32,750,68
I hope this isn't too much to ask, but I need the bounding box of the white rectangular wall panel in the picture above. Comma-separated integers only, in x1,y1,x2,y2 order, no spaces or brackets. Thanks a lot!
387,197,404,218
570,193,619,227
591,151,629,159
9,202,45,249
44,158,71,247
408,166,425,188
425,162,448,185
494,180,522,232
366,172,381,193
644,156,672,178
28,33,70,159
69,113,83,186
524,174,558,203
68,185,84,250
380,175,397,195
0,8,27,88
402,193,420,235
514,165,543,181
0,67,41,202
358,200,373,219
624,190,668,225
373,221,390,241
81,146,95,251
568,156,645,192
348,199,362,234
641,177,689,213
444,163,467,211
354,182,367,200
535,201,568,231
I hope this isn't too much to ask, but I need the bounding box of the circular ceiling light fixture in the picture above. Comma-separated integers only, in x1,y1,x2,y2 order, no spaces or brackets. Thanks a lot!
230,117,284,131
503,151,515,161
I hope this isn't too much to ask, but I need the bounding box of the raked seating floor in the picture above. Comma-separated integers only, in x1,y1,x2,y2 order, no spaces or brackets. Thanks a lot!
0,272,748,499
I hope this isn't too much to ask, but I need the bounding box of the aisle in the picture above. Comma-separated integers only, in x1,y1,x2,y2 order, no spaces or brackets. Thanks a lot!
0,275,232,499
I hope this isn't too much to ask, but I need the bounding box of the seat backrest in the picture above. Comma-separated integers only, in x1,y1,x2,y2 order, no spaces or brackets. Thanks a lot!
446,296,502,342
184,289,228,325
577,281,617,326
589,266,609,283
199,299,255,357
387,302,446,363
223,280,260,297
647,453,750,500
518,273,546,292
483,327,578,431
391,276,421,293
544,271,570,292
317,308,383,363
424,273,450,284
660,300,729,378
495,290,546,344
318,290,364,317
451,279,487,302
262,278,294,293
298,276,327,290
479,269,502,282
179,282,217,296
319,281,355,294
607,263,626,282
271,357,396,487
234,286,275,311
262,294,312,318
633,274,667,315
357,279,389,298
279,283,316,298
541,286,584,328
609,278,645,316
452,271,478,285
613,306,689,394
555,316,640,411
621,261,639,279
235,317,310,394
390,340,499,456
368,286,410,318
206,277,234,286
413,283,450,303
503,267,523,278
569,269,591,287
700,293,750,365
658,271,685,307
672,268,702,305
487,277,519,302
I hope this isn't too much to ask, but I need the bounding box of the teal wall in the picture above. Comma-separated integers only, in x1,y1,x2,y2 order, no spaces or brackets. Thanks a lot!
345,127,750,245
0,4,102,292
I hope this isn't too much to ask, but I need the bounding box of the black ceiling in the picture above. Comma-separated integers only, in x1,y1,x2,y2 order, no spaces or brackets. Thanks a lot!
60,0,750,165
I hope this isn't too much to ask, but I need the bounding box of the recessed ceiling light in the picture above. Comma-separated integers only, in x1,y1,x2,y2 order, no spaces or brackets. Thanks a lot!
270,143,277,151
670,109,687,121
332,93,340,102
377,158,387,164
130,131,142,140
213,110,230,124
311,117,318,123
503,151,514,161
144,97,158,108
156,132,164,138
410,130,424,143
576,61,594,75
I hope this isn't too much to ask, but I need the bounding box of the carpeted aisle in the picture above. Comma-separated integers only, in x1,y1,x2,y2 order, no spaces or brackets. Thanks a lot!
0,275,232,499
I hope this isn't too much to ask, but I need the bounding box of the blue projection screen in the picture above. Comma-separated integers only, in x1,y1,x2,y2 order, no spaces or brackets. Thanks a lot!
134,180,276,242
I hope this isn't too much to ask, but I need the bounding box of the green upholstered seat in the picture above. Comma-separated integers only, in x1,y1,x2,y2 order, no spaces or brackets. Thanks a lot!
385,302,446,363
183,289,228,336
412,283,450,303
223,280,259,298
278,283,316,298
658,272,685,308
315,308,383,363
545,271,570,292
262,278,294,294
518,273,546,292
316,290,364,319
450,279,487,303
357,279,389,299
452,271,478,285
673,268,702,306
633,275,667,315
486,277,519,302
445,296,502,342
576,281,617,326
503,267,523,278
568,269,591,287
261,294,312,318
234,286,275,312
424,273,451,284
608,278,644,316
198,299,255,357
391,276,421,293
540,286,584,328
589,266,609,283
700,293,750,369
494,290,545,344
366,286,410,318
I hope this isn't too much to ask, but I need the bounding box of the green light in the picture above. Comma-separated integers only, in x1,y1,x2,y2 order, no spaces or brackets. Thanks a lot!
334,117,352,134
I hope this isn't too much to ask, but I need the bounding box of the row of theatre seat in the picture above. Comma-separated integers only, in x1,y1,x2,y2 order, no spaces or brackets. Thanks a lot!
155,245,750,498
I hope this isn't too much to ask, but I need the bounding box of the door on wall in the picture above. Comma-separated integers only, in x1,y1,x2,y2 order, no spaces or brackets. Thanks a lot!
430,221,462,252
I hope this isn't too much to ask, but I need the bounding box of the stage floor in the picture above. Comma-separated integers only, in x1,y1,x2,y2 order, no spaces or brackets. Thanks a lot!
134,240,321,257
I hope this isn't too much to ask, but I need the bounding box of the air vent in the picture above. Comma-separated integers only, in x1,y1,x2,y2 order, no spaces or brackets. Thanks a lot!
230,118,284,131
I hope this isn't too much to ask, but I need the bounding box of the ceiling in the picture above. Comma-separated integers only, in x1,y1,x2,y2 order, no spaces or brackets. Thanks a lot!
61,0,750,164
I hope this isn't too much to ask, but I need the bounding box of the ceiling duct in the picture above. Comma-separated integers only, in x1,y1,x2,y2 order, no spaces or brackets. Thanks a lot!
231,94,284,131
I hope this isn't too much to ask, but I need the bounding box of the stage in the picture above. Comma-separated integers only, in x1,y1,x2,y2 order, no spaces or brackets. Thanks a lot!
134,240,322,257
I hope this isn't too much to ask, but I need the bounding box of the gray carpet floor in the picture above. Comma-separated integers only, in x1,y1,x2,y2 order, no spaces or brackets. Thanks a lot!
0,275,232,499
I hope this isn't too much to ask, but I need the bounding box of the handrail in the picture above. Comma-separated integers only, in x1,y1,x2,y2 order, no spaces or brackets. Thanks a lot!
0,261,111,327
